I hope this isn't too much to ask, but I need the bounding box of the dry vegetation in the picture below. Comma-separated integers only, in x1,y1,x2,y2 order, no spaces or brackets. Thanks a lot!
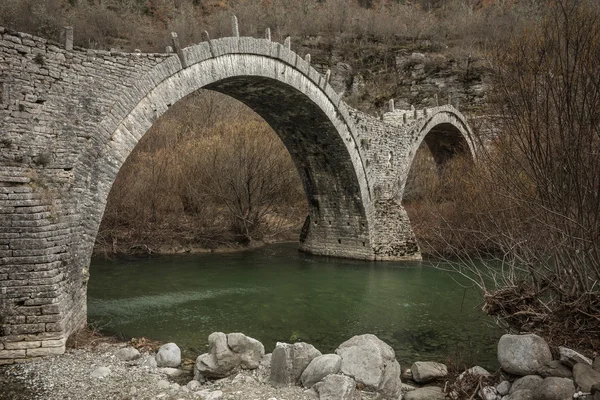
0,0,538,52
407,0,600,352
95,92,305,254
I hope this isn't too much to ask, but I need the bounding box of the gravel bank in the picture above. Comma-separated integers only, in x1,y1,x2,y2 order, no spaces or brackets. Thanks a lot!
0,342,317,400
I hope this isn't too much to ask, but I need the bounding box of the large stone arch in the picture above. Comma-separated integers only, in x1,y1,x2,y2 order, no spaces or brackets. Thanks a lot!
73,38,375,273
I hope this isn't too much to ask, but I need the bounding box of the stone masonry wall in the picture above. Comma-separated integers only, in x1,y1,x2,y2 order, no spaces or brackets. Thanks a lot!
0,27,174,364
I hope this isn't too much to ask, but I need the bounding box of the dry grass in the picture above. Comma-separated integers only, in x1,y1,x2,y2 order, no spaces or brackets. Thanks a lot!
66,323,120,350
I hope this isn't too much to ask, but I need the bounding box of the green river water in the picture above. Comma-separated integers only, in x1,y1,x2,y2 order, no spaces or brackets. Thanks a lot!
88,243,502,369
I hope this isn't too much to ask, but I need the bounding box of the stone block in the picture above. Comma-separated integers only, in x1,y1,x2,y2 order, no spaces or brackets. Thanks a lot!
6,323,46,335
45,322,64,332
182,43,211,66
27,346,64,357
15,306,41,316
26,314,61,324
4,341,41,350
41,304,60,314
42,338,66,348
0,349,26,358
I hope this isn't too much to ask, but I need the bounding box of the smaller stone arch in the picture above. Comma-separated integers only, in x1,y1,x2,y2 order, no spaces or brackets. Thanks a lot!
400,105,477,199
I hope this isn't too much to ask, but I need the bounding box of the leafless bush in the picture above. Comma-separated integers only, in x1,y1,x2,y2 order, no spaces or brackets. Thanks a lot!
97,91,306,253
180,117,304,243
407,0,600,351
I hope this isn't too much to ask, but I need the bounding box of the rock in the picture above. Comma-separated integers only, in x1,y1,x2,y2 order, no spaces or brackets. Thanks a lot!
313,374,356,400
129,387,137,396
187,380,201,391
156,342,181,368
401,368,413,380
593,357,600,373
411,361,448,383
194,389,211,398
329,62,353,95
479,386,498,400
196,332,241,378
411,52,426,61
254,353,272,383
196,332,265,379
507,389,533,400
300,354,342,388
160,367,185,377
559,346,592,367
532,377,575,400
142,355,157,369
538,360,573,378
401,383,416,392
335,334,401,398
458,366,491,379
403,386,445,400
90,366,111,379
205,390,223,400
270,342,322,386
510,376,543,394
498,334,552,375
157,379,170,390
115,346,141,361
380,359,402,398
470,366,491,376
573,362,600,392
350,74,365,96
304,387,318,398
226,332,265,369
496,380,511,396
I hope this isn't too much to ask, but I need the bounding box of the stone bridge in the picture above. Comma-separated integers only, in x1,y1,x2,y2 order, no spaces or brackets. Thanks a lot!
0,24,475,362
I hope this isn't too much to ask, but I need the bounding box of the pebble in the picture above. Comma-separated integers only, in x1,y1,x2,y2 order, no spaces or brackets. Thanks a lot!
90,366,111,379
160,367,185,377
157,379,171,389
205,390,223,400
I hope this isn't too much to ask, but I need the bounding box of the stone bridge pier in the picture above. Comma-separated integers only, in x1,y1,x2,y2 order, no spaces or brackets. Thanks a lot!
0,24,475,362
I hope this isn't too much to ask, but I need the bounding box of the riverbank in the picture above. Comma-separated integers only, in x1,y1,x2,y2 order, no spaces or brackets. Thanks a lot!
92,235,298,258
1,329,598,400
0,340,314,400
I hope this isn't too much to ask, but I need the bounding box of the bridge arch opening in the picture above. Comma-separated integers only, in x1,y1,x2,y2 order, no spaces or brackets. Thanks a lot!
95,90,308,252
402,112,476,203
419,122,474,168
401,115,477,253
80,50,373,268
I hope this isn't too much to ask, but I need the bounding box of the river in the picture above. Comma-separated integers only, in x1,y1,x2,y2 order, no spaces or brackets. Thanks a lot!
88,243,502,369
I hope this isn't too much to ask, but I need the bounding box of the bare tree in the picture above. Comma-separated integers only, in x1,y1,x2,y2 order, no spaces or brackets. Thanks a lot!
425,0,600,347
